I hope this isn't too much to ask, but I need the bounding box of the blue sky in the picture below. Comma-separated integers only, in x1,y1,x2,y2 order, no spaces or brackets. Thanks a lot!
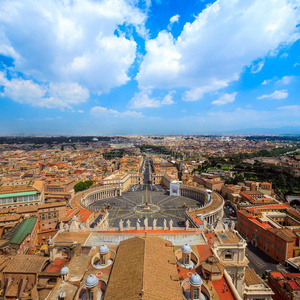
0,0,300,135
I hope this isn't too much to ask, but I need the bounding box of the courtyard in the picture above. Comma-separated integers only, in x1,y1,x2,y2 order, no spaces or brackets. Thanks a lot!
89,185,202,227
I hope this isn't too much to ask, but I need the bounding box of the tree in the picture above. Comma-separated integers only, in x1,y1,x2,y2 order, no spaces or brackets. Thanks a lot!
74,180,93,192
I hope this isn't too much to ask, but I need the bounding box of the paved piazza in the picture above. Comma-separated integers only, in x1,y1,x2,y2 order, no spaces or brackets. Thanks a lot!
89,185,202,227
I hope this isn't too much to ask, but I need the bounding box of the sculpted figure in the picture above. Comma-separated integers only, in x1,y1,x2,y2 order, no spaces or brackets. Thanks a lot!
144,218,148,229
126,219,131,228
169,219,173,230
185,220,189,230
47,236,54,246
153,218,157,229
119,219,124,231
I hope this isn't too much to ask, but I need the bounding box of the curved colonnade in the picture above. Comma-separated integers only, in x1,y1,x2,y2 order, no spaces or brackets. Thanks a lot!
81,185,122,209
181,185,224,226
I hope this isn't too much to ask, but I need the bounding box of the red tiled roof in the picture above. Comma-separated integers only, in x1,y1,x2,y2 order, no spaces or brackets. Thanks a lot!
193,216,203,225
66,208,77,218
79,209,92,223
44,258,69,273
212,275,235,300
288,280,300,290
247,204,289,211
270,272,284,279
250,218,272,229
241,192,254,202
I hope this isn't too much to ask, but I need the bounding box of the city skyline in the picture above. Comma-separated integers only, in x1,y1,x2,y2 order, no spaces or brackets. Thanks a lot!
0,0,300,135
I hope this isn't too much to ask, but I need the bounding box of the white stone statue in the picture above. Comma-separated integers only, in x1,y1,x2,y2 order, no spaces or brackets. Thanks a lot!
153,219,157,230
59,222,64,232
144,218,148,230
203,219,208,230
47,236,54,246
119,219,124,231
229,221,235,231
79,223,86,231
163,218,167,230
126,219,131,229
185,220,189,230
136,219,140,230
169,219,173,230
224,222,229,231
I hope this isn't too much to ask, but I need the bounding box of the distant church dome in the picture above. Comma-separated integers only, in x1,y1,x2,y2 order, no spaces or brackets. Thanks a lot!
60,266,69,275
99,245,109,255
85,274,98,288
181,244,192,254
189,273,203,287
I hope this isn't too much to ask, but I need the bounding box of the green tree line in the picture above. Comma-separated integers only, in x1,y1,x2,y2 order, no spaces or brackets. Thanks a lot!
74,180,93,192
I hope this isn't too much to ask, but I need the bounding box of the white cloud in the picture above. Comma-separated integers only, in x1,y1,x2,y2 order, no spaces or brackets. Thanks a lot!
170,14,180,24
261,79,271,85
251,61,264,73
294,63,300,67
137,0,300,99
212,92,237,105
276,75,294,85
0,71,89,109
78,110,84,113
0,0,147,95
280,52,289,58
168,14,180,29
90,106,143,118
257,90,288,100
183,80,228,101
130,90,175,108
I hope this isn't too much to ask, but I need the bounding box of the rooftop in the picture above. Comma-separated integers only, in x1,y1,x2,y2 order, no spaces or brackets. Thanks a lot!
104,236,182,300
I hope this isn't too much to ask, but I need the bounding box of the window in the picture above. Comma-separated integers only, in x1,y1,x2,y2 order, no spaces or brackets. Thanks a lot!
184,255,190,265
193,288,200,300
225,254,232,260
101,255,106,265
42,214,45,219
54,212,57,217
48,213,51,218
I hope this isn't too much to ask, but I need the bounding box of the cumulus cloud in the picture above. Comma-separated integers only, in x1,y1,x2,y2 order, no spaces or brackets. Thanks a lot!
0,0,147,96
168,14,180,30
137,0,300,100
257,90,288,100
211,92,237,105
90,106,143,118
170,14,180,24
0,71,89,109
276,75,294,85
130,90,175,108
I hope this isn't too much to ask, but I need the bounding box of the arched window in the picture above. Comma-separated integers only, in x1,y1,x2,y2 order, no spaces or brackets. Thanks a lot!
193,288,200,300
